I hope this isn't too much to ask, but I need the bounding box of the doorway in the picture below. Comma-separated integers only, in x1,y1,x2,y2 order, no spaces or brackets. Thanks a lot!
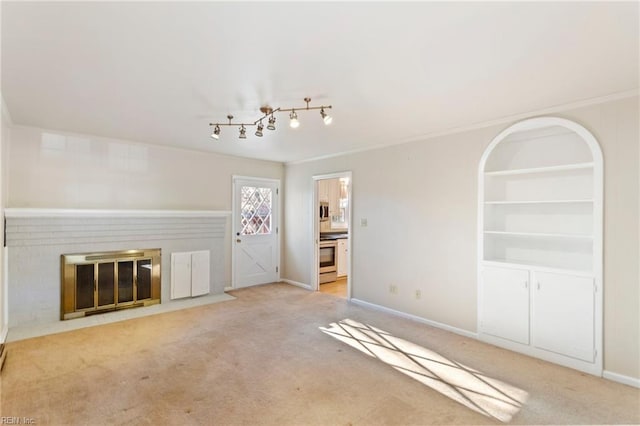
232,176,280,289
313,172,352,299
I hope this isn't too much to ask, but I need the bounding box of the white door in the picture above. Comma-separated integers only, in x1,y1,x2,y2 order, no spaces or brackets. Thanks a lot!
171,252,192,300
191,251,210,297
480,266,530,345
532,271,595,362
233,177,280,288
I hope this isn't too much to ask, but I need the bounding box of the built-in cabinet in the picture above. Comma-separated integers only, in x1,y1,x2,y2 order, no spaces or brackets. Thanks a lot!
337,238,348,277
478,117,603,375
171,250,210,299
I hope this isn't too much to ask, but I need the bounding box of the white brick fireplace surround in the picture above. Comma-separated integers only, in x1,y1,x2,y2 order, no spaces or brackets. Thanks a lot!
4,209,229,330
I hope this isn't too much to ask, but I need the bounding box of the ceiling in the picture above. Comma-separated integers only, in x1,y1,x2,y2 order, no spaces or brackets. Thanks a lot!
2,2,638,163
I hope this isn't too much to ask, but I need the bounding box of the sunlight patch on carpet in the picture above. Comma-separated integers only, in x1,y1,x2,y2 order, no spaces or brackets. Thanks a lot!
320,318,527,422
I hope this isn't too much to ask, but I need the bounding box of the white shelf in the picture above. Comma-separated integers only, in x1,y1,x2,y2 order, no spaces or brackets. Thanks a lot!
484,230,593,240
482,259,593,277
484,199,593,205
484,162,594,176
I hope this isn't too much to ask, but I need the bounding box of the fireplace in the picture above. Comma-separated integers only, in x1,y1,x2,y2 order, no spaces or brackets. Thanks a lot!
61,249,161,320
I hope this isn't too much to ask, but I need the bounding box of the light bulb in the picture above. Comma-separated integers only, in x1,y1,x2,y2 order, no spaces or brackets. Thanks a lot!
211,125,221,139
320,108,332,125
289,110,300,128
255,121,264,137
239,125,247,139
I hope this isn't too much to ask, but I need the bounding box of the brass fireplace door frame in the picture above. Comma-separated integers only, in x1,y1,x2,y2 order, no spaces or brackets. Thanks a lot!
61,248,161,320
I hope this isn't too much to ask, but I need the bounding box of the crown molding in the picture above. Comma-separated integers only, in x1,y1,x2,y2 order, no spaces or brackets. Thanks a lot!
287,89,639,166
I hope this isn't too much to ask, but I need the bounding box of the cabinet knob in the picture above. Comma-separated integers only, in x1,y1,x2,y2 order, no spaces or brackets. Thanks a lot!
236,239,242,243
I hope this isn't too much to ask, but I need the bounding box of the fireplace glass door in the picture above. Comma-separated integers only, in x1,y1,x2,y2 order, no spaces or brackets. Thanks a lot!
67,252,159,317
98,262,115,307
118,261,134,303
137,259,152,300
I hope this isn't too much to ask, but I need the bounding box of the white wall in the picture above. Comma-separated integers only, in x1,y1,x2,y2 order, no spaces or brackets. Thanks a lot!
283,95,640,381
7,125,284,287
0,96,10,342
8,125,283,210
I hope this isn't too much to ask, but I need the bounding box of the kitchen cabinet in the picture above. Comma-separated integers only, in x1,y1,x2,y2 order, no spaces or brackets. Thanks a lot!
171,250,210,299
319,178,349,231
318,179,330,203
478,117,603,375
336,238,348,277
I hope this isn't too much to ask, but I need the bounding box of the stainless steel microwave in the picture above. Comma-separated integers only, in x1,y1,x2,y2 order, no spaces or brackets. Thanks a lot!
319,201,329,222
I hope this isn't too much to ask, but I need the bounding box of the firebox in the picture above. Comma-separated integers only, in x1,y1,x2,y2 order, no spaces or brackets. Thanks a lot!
61,249,161,320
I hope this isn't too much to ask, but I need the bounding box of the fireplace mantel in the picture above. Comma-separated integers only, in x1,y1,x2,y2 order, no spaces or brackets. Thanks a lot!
5,208,231,218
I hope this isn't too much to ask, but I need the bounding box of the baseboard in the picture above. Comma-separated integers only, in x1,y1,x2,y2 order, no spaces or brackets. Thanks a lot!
603,370,640,388
350,298,478,339
281,279,312,290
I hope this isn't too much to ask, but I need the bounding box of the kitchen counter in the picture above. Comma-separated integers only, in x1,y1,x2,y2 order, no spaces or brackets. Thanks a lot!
320,232,348,241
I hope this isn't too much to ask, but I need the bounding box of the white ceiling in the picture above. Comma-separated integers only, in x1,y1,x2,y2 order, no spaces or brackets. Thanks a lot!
2,2,638,163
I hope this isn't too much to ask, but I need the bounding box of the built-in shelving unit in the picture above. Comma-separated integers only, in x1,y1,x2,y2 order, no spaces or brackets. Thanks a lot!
478,117,603,375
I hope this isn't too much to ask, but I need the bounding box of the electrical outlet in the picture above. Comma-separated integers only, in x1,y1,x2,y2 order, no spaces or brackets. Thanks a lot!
415,289,421,299
360,218,368,227
389,284,398,294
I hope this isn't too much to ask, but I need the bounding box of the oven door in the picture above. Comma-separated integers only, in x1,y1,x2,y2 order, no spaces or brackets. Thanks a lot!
319,241,337,273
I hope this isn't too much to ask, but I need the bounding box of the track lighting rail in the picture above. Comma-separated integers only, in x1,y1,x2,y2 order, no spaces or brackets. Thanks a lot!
209,97,332,139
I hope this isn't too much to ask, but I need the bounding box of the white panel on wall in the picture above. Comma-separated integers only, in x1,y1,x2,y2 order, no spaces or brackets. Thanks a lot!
191,251,210,297
171,252,192,300
171,250,210,299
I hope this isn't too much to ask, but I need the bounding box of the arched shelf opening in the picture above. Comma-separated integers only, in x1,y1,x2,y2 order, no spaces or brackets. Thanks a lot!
477,117,603,376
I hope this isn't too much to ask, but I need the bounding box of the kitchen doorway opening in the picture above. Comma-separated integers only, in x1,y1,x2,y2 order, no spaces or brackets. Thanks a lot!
312,172,352,299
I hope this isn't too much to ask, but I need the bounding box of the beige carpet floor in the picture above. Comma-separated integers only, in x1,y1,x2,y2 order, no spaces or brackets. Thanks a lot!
1,283,638,425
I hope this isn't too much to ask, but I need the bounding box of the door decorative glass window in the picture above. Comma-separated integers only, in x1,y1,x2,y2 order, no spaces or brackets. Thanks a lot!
240,186,273,235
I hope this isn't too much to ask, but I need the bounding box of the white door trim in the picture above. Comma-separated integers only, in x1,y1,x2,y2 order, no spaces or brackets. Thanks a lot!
231,175,281,289
312,171,353,299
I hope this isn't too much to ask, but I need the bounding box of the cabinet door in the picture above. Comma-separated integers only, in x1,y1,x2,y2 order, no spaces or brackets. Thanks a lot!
481,266,530,344
337,239,348,277
171,252,192,299
191,250,210,297
329,179,339,216
318,180,329,202
532,271,594,362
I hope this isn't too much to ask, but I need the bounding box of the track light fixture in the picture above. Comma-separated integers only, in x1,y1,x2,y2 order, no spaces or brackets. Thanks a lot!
289,110,299,128
267,114,276,131
255,121,264,137
209,97,332,140
211,124,221,140
320,107,332,125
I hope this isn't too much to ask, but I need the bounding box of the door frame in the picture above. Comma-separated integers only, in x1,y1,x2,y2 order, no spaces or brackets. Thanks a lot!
231,175,281,289
312,171,353,298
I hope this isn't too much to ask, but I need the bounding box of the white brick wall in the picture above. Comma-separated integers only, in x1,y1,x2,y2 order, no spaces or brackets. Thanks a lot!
5,209,229,328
